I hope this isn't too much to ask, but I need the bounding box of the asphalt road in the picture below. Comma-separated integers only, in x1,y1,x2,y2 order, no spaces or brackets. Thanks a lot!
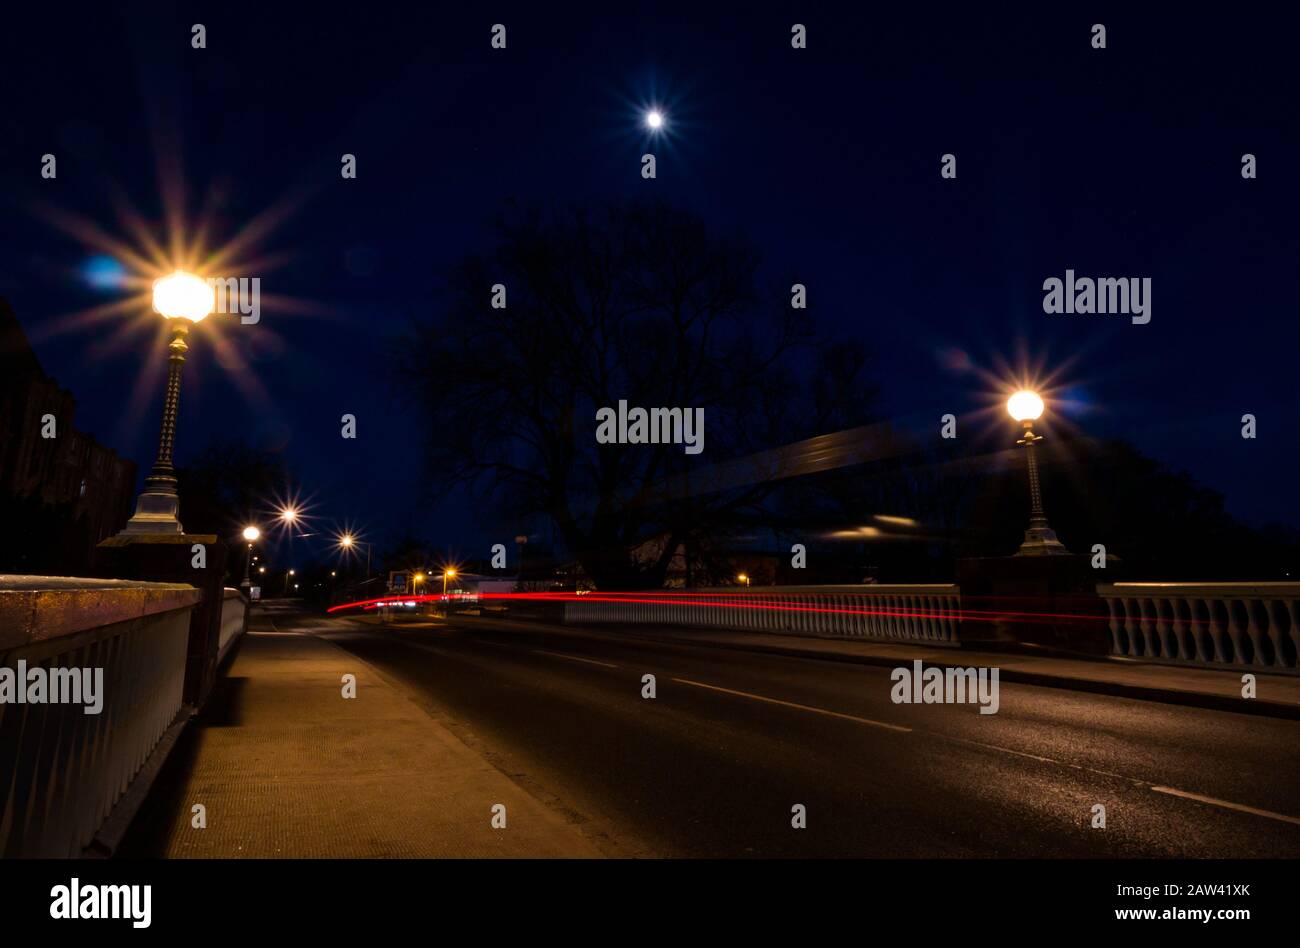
246,607,1300,858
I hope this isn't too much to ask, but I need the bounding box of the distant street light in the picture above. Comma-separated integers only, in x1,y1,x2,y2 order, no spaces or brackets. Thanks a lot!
338,532,373,579
443,568,456,597
240,525,260,592
1007,390,1069,556
119,271,214,535
737,573,750,587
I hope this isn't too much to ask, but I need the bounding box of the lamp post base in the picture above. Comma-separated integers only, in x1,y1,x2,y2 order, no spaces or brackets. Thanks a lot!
118,478,184,536
1016,523,1070,556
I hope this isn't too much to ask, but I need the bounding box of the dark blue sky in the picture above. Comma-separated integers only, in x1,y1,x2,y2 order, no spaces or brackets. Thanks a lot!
2,4,1297,560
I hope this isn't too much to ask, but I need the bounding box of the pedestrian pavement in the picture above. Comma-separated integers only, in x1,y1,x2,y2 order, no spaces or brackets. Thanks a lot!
478,616,1300,719
139,625,602,858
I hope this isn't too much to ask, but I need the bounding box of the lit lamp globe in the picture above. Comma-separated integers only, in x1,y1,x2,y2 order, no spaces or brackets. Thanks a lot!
1007,390,1044,423
242,526,261,543
118,271,214,536
153,271,214,322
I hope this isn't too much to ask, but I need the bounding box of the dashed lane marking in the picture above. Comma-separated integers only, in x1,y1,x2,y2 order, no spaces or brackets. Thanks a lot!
532,649,620,669
671,677,912,733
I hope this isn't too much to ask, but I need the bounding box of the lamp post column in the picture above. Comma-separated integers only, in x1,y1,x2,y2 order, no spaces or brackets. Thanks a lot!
1015,419,1069,556
120,324,191,534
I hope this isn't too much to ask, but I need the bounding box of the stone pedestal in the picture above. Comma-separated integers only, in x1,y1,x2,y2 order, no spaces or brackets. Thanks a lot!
956,553,1122,653
117,477,184,535
94,533,228,707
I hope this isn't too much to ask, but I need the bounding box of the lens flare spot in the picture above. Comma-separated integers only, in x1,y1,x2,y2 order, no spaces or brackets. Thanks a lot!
84,255,127,290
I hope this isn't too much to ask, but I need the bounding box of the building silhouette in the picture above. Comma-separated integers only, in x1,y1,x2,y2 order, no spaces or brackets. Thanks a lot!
0,297,136,572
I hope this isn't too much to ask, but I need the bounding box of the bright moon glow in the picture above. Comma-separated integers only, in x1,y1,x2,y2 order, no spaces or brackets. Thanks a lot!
646,110,664,129
242,526,260,541
1007,390,1045,422
152,270,214,321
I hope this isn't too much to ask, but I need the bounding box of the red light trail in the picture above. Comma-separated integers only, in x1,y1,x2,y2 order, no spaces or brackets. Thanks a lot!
325,590,1112,626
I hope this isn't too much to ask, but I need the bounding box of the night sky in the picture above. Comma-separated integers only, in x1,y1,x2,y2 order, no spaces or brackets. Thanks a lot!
2,5,1296,561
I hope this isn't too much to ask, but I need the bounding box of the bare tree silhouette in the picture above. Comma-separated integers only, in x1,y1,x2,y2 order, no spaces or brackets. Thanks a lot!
396,201,875,589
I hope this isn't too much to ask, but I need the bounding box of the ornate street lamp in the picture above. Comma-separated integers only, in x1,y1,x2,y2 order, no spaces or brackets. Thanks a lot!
120,271,214,535
240,525,260,591
1007,390,1069,555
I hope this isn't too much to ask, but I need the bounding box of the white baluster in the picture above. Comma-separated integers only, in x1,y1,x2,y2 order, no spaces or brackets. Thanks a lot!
1288,599,1300,670
1136,598,1155,656
1224,600,1246,665
1153,597,1174,658
1203,598,1226,663
1263,599,1285,668
1170,598,1191,661
1104,596,1120,654
1244,598,1268,667
1188,598,1209,663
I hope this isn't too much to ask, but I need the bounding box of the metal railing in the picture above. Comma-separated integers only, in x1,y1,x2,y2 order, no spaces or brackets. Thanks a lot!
1098,583,1300,672
564,584,962,644
0,576,202,857
218,587,249,665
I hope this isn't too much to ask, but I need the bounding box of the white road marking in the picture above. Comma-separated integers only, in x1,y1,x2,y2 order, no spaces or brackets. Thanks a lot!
532,649,620,669
933,737,1300,826
932,733,1142,784
671,677,911,733
1150,786,1300,827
